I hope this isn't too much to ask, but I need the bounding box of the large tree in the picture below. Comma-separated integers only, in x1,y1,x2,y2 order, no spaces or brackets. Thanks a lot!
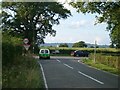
72,41,87,48
1,2,71,45
70,2,120,48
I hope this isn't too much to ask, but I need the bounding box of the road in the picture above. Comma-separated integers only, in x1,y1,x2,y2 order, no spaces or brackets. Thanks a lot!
37,56,119,89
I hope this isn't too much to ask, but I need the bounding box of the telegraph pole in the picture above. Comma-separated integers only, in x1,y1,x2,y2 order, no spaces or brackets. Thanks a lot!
33,29,34,54
94,40,97,63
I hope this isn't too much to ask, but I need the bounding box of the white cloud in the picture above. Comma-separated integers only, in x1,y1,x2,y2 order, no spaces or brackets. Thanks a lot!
70,20,87,29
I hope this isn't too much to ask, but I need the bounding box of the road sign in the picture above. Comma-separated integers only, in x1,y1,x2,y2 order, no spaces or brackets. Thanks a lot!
23,44,30,51
23,38,29,44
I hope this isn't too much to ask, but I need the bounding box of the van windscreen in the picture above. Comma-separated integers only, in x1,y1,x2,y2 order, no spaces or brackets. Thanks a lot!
41,50,44,53
45,50,49,53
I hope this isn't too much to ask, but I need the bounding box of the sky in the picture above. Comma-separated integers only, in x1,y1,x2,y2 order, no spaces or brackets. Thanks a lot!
44,2,111,45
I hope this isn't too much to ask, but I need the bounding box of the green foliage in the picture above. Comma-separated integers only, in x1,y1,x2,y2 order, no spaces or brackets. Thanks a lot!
70,2,120,48
2,33,22,65
2,2,71,45
34,44,40,54
2,55,44,88
109,43,115,48
110,25,120,48
89,54,120,69
72,41,87,47
59,43,68,47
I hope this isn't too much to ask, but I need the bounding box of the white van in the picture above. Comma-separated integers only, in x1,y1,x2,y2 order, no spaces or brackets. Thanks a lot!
39,49,50,59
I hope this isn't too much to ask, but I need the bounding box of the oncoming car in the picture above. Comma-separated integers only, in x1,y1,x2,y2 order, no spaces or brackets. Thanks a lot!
39,49,50,59
71,50,89,57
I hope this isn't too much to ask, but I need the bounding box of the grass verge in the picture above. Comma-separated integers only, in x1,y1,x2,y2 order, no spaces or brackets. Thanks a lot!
82,59,120,76
2,55,44,88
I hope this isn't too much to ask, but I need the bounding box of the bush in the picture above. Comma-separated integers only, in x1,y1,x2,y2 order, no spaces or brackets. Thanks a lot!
2,33,22,65
2,55,44,88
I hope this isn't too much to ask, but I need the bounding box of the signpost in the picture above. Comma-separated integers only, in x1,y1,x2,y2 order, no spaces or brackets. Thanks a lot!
23,38,30,51
23,44,30,51
23,38,29,44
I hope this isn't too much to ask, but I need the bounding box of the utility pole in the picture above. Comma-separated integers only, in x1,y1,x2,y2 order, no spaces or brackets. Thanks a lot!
33,29,34,54
94,40,97,63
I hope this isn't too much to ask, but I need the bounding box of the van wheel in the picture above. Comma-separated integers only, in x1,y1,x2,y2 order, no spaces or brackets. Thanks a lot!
48,57,50,59
39,57,41,59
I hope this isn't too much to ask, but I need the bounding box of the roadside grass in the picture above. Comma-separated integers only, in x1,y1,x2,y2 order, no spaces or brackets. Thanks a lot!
82,59,120,76
2,55,44,88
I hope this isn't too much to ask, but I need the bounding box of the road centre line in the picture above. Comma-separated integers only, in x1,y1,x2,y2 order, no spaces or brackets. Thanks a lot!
38,61,48,89
56,59,61,62
78,71,104,85
64,63,74,69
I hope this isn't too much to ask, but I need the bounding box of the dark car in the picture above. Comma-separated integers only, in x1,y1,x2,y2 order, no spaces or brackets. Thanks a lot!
71,50,89,57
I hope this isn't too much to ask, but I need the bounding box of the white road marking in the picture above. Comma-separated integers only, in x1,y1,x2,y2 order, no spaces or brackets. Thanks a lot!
64,63,74,69
78,71,104,85
56,59,61,62
38,61,48,89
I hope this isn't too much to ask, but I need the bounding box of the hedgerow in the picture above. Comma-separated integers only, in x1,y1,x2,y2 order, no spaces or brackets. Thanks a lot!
2,33,22,65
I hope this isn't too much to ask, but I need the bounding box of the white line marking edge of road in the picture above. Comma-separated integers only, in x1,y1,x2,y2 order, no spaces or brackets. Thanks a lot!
78,71,104,85
38,61,48,89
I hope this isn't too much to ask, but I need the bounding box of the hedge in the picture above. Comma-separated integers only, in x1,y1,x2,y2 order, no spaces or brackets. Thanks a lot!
46,47,120,55
2,34,22,65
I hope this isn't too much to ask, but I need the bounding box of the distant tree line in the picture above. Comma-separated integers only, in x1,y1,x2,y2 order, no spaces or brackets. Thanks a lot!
72,41,87,48
59,43,69,47
59,41,101,48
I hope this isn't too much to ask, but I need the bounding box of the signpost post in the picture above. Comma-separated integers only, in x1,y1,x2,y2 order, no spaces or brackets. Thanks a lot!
94,40,97,64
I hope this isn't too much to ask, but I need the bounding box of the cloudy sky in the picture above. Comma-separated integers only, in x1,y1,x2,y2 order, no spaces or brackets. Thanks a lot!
45,2,111,45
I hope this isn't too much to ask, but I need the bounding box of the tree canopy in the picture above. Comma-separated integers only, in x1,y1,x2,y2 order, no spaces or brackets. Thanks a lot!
1,2,71,45
72,41,87,47
70,2,120,48
59,43,69,47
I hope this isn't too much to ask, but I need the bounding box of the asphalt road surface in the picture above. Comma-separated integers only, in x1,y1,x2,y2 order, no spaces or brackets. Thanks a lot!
37,56,119,89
